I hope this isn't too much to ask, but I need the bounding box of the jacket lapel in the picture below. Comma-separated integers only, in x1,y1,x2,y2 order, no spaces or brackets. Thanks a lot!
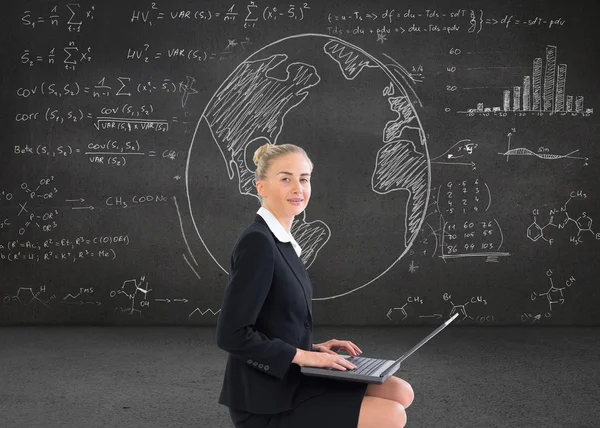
254,215,313,318
276,241,313,318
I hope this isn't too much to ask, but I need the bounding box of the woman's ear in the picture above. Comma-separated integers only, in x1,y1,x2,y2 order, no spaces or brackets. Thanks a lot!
256,180,265,198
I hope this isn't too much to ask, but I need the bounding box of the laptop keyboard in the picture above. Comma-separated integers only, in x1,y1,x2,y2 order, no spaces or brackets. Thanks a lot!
347,356,389,375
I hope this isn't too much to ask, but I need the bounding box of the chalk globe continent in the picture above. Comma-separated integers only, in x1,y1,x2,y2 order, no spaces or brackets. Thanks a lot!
186,34,430,299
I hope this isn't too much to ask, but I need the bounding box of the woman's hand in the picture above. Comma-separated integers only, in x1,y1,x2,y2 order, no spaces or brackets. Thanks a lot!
313,339,362,357
293,348,357,371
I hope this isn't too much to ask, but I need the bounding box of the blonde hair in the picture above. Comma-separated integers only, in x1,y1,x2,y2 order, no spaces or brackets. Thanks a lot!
252,143,313,182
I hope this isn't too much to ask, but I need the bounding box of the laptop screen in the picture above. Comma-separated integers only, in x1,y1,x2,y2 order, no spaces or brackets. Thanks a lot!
394,312,459,365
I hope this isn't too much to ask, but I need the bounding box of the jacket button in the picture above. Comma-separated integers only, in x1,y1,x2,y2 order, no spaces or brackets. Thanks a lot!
247,359,253,364
304,320,310,329
264,365,269,371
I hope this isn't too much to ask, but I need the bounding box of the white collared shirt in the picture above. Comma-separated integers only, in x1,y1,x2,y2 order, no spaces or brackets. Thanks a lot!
257,207,302,257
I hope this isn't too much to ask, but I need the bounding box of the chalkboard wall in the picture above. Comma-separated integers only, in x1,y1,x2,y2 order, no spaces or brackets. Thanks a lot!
1,0,599,325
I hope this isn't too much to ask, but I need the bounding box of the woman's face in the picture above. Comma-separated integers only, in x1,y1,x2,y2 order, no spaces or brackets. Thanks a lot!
257,153,312,219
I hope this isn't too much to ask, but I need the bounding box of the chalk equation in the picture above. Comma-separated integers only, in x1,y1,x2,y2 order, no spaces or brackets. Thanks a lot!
13,141,183,167
430,139,479,170
16,76,200,106
325,8,566,42
14,108,200,135
130,2,311,28
20,42,92,71
105,194,170,209
0,237,120,263
126,38,253,64
14,107,192,135
21,3,95,32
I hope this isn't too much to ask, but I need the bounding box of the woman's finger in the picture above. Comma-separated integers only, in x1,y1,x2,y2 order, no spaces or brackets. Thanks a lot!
347,347,358,356
345,341,362,355
338,341,360,356
328,354,356,370
341,357,357,370
333,361,355,371
316,345,337,355
336,354,354,366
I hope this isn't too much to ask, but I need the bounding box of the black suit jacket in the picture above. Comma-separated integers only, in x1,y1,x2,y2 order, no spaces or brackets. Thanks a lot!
216,215,315,414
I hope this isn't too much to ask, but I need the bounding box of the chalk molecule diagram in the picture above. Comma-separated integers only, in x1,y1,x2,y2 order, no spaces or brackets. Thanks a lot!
522,269,576,323
527,191,600,246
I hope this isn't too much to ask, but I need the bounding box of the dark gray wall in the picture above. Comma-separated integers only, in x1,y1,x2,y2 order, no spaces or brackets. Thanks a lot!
1,0,599,325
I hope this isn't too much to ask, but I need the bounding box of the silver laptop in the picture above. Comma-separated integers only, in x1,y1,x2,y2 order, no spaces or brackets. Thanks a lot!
301,313,459,384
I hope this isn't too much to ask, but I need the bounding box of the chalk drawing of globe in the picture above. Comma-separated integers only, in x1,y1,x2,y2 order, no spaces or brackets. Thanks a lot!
185,34,430,300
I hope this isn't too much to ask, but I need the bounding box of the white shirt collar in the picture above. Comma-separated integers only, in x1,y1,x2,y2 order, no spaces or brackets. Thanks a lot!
257,207,302,257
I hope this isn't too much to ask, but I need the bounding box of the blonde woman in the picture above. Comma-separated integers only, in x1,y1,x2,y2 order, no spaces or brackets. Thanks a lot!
216,143,414,428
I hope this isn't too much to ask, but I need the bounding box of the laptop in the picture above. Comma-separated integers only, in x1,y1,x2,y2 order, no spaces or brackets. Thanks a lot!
301,313,459,384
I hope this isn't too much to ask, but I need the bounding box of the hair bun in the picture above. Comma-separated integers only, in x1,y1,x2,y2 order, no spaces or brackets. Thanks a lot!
253,143,273,166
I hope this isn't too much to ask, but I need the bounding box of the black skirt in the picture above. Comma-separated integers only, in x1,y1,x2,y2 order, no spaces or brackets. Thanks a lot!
228,375,368,428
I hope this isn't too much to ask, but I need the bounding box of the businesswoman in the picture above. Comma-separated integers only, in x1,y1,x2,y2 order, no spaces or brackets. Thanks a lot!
216,143,414,428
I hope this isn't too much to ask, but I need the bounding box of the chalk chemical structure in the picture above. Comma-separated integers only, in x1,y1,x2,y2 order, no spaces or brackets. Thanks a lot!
524,269,576,323
527,191,599,246
386,293,493,323
0,177,61,237
62,287,100,306
386,296,424,320
188,307,221,319
110,276,152,315
443,292,493,323
2,285,56,308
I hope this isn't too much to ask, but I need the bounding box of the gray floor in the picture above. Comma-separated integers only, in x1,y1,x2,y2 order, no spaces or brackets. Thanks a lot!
1,326,598,428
